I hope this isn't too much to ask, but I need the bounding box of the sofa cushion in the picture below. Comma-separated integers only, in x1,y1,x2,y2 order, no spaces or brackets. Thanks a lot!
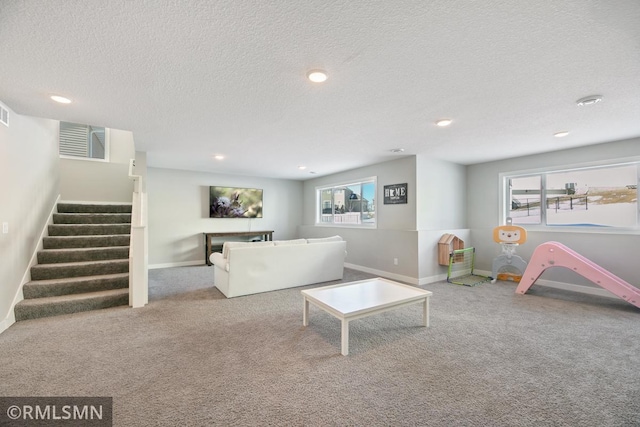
274,239,307,246
306,235,343,244
223,240,275,259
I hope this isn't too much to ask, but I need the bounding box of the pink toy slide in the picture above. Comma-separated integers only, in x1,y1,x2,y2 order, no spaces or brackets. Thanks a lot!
516,241,640,309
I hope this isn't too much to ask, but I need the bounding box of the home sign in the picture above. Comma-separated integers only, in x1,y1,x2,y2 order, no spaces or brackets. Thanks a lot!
383,183,407,204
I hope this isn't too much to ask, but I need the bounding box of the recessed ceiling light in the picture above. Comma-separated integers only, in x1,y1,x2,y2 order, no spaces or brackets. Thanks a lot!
298,165,307,170
390,148,405,153
576,95,603,106
435,119,453,127
50,95,72,104
307,70,328,83
554,131,570,138
213,155,224,160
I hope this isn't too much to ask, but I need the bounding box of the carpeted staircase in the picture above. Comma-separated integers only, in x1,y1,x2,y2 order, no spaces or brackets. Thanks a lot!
14,203,132,321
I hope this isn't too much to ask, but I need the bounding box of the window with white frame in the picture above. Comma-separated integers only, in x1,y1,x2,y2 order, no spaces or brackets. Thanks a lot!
316,178,376,227
502,160,639,229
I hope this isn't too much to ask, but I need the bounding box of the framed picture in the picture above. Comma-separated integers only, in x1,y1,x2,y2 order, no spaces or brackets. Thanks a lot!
383,183,407,204
209,186,263,218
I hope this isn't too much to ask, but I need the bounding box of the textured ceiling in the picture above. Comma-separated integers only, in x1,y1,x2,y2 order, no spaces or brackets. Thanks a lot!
1,1,639,180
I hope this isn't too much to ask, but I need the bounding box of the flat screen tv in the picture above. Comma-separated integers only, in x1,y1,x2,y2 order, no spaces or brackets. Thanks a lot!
209,186,263,218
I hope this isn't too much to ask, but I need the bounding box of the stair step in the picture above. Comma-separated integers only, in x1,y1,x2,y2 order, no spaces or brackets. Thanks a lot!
31,259,129,280
43,235,131,249
23,273,129,298
57,203,132,214
15,201,135,322
38,246,130,264
48,223,131,236
53,213,132,224
14,288,129,321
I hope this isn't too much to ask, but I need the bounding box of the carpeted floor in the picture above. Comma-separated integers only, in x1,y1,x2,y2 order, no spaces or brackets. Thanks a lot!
0,266,638,426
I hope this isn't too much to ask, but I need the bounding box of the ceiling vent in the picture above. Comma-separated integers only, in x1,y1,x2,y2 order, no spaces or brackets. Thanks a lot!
0,104,8,127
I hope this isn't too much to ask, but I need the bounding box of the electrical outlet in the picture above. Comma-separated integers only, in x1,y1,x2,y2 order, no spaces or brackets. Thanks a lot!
393,258,398,265
2,222,8,234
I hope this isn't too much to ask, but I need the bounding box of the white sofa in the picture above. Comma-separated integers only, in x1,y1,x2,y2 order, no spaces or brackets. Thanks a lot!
209,236,347,298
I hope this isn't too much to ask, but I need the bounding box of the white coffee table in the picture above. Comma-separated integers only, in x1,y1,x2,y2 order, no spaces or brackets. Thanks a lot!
301,277,433,355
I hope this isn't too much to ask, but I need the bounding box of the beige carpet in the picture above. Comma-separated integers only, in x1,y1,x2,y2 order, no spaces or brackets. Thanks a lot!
0,266,638,426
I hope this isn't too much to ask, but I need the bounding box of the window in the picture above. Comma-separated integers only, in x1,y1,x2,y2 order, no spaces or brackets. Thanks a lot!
509,175,542,224
59,121,108,161
316,178,376,227
503,161,639,230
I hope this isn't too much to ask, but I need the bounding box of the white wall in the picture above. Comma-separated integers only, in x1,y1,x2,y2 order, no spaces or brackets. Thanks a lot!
0,105,59,331
147,167,303,267
467,137,640,289
59,128,135,202
416,155,467,230
416,155,468,281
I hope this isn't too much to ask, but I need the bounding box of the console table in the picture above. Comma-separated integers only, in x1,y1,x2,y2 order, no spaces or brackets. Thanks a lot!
203,230,273,265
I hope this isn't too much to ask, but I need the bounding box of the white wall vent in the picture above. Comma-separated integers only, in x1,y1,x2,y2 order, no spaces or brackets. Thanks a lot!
0,104,8,127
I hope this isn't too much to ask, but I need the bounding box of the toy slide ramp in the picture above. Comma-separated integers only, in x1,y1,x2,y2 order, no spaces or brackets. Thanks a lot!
516,241,640,309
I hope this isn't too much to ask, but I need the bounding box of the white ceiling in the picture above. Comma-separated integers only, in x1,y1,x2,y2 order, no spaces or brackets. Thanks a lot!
1,1,639,180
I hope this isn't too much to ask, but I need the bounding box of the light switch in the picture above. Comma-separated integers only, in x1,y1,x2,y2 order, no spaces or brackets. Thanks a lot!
2,222,8,234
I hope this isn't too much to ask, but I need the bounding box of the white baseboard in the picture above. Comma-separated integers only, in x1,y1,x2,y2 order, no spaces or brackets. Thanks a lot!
346,264,457,286
149,260,205,270
528,278,619,299
345,265,618,300
476,269,618,299
0,312,15,334
1,195,60,335
418,273,449,285
345,263,421,286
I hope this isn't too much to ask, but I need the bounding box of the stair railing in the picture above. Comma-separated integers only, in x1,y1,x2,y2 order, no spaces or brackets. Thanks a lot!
128,159,148,307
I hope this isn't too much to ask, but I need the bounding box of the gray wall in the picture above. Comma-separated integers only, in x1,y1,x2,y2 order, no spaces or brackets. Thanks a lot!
59,128,135,202
300,157,421,281
300,155,471,284
0,106,59,328
147,167,303,267
134,151,148,192
302,156,418,229
467,137,640,287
